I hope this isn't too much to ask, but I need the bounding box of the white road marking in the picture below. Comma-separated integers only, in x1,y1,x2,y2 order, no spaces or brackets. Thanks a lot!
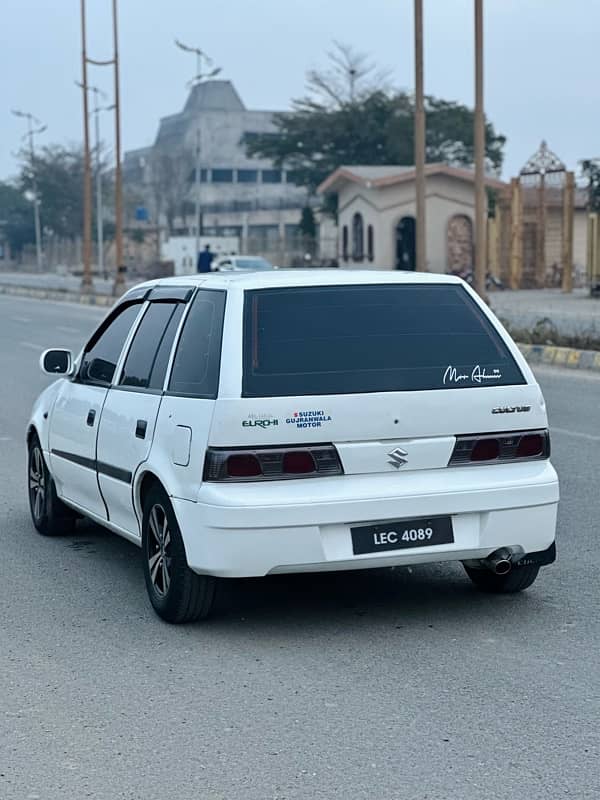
11,316,31,323
0,436,12,442
552,426,600,443
20,341,46,351
56,326,80,334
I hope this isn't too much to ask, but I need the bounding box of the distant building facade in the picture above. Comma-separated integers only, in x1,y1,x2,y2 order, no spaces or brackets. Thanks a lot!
123,80,334,264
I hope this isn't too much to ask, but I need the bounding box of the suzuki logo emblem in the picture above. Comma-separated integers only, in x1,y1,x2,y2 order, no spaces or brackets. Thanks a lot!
387,447,408,468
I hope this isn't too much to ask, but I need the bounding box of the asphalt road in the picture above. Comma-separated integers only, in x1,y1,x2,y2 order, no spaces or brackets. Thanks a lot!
1,294,599,800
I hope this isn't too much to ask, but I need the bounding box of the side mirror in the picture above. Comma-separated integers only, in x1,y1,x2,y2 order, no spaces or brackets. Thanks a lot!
40,349,74,376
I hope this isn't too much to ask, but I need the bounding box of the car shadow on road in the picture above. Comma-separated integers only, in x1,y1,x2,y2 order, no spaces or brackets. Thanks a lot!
62,519,547,636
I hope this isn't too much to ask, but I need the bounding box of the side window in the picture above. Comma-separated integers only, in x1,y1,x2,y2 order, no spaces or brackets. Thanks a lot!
80,303,142,385
120,302,184,390
168,290,226,398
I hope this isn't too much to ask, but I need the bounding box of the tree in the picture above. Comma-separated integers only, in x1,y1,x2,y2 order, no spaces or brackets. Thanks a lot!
581,159,600,212
16,143,114,242
0,181,35,257
18,145,85,239
246,44,506,199
148,150,194,234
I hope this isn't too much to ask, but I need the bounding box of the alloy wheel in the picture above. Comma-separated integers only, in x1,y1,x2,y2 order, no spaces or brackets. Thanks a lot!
29,446,46,523
147,504,172,597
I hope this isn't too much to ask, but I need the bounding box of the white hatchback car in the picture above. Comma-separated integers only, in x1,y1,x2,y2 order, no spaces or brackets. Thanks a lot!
28,271,559,623
213,255,274,272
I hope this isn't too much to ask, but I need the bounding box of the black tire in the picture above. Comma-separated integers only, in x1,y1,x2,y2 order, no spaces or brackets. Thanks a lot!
464,563,540,593
142,484,216,623
28,434,76,536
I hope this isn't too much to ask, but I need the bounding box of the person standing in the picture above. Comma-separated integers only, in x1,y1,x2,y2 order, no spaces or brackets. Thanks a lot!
197,244,214,273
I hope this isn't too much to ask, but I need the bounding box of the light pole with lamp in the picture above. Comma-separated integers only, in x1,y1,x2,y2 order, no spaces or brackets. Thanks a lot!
76,82,115,281
174,40,222,260
11,109,46,271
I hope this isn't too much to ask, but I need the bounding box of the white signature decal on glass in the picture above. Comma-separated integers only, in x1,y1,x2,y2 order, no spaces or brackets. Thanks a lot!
443,365,502,385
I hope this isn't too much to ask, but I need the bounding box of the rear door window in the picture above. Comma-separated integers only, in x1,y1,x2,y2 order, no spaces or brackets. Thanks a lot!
119,302,184,390
167,290,226,398
243,284,525,397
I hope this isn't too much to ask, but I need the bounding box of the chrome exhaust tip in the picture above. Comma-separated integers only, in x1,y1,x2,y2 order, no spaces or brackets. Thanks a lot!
484,548,513,575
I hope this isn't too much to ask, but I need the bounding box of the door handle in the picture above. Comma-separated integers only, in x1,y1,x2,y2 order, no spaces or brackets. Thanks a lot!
136,419,148,439
86,409,96,427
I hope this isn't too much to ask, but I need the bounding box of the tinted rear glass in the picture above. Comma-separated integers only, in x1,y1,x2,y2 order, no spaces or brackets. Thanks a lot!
167,290,226,398
242,284,525,397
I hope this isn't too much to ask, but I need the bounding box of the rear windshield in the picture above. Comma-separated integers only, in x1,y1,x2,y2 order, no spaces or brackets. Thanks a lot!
242,284,525,397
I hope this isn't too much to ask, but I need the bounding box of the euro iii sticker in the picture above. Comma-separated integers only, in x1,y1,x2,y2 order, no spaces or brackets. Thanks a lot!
285,410,332,429
242,413,279,429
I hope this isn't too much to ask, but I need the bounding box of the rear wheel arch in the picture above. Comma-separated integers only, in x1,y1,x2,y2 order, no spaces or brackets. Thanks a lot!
136,470,165,518
141,481,216,623
27,425,39,449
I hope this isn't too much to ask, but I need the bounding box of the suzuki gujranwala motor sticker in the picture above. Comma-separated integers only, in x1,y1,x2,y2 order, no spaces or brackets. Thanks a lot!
285,410,333,429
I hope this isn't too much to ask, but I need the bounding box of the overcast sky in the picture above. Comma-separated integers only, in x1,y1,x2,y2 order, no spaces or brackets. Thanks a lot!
1,0,598,181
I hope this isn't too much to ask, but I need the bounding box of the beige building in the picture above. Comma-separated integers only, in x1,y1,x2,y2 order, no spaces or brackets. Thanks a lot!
319,164,507,272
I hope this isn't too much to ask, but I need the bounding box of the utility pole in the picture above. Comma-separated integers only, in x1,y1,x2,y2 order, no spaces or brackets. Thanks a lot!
112,0,125,296
82,0,124,295
11,110,46,271
414,0,427,272
80,0,94,291
474,0,487,299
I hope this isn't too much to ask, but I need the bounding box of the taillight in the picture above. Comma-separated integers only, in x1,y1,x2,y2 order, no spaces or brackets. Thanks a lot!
471,438,500,462
282,450,316,474
449,429,550,466
203,444,343,482
516,433,545,458
226,454,262,478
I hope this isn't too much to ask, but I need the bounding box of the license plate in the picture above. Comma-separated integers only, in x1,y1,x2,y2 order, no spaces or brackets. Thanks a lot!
351,516,454,555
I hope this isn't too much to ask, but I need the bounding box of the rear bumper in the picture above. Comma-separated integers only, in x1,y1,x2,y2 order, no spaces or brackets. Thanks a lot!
173,461,559,577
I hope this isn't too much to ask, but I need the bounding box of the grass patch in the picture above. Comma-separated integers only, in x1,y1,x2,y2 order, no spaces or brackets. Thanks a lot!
500,317,600,352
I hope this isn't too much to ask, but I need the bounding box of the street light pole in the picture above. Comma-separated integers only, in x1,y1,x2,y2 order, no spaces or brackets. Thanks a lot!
80,0,94,291
92,89,105,279
12,110,45,272
414,0,427,272
175,40,221,265
89,88,115,280
474,0,487,299
175,39,222,88
194,128,201,256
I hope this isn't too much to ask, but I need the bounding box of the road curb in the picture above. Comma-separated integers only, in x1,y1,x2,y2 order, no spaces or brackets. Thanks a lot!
518,343,600,372
0,283,116,307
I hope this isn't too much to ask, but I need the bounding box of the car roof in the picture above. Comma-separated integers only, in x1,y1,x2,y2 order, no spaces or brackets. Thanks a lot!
130,269,464,293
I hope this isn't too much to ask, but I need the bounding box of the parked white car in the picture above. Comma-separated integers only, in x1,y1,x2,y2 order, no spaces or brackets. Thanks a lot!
213,255,274,272
27,270,559,623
